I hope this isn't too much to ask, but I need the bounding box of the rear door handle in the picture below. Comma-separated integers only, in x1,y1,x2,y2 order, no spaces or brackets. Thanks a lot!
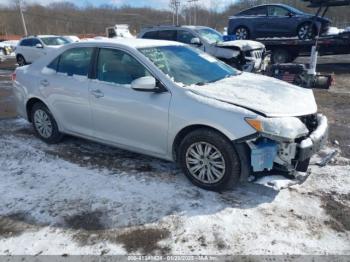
40,79,49,87
90,89,104,98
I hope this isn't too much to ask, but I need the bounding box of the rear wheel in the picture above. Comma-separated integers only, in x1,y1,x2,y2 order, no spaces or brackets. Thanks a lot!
16,55,26,66
235,26,250,40
31,102,63,144
178,129,241,191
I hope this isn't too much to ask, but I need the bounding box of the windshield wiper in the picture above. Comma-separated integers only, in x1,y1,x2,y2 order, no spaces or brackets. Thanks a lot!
195,82,206,86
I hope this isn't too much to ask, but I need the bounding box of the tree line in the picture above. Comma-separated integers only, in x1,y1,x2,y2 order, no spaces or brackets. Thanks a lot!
0,0,349,37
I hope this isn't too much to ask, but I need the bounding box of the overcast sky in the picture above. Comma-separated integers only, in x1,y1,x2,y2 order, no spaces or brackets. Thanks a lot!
0,0,235,10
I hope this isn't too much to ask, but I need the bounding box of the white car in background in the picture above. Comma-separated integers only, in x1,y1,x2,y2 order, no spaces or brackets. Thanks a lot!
13,39,328,191
15,35,70,66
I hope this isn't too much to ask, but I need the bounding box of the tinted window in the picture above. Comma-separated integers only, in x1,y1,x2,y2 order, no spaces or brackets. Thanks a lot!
47,56,59,71
177,30,196,44
268,6,290,16
157,30,177,41
31,38,41,46
57,47,93,76
240,6,267,16
142,31,159,39
97,48,150,85
20,39,32,46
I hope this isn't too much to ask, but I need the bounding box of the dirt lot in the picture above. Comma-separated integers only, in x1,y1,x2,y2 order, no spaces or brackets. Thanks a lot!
0,56,349,255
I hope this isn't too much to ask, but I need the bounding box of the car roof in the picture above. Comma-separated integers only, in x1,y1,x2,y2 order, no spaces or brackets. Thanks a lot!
68,38,184,49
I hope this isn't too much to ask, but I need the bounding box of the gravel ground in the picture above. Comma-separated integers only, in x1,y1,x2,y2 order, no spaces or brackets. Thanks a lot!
0,56,349,255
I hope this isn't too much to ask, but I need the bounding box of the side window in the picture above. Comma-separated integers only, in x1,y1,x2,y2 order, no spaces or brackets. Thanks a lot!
20,39,32,46
142,31,159,39
268,6,290,16
177,30,196,44
97,48,150,85
242,6,267,16
47,56,59,71
57,47,93,76
31,38,41,46
157,30,177,41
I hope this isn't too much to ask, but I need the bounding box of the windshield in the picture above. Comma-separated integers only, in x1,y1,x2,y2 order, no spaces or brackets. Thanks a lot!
40,37,69,46
139,45,238,86
196,28,224,44
285,5,305,15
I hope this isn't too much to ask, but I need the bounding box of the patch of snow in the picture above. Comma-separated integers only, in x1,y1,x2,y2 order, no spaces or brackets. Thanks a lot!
0,118,349,255
187,72,317,117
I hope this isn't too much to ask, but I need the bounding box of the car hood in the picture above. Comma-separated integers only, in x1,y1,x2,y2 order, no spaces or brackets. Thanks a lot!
216,40,265,51
187,72,317,117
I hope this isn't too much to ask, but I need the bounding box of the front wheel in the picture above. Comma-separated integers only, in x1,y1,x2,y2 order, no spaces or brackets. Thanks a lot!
297,23,316,40
31,102,63,144
178,129,241,191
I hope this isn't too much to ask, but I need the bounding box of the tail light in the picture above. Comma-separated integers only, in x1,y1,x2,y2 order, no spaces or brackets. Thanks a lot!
11,72,16,81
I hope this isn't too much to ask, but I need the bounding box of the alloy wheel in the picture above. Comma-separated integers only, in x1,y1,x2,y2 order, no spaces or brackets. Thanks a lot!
185,142,226,184
298,24,313,40
34,109,53,138
235,27,248,40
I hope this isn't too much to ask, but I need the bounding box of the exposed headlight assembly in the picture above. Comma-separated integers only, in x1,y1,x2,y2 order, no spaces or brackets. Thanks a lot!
245,116,309,141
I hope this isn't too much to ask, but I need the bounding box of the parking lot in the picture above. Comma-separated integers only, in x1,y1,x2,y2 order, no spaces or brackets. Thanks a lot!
0,56,349,255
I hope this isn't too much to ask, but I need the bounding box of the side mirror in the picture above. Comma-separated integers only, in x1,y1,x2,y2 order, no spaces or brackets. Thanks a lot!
36,43,43,48
131,76,157,92
190,37,202,46
288,12,294,17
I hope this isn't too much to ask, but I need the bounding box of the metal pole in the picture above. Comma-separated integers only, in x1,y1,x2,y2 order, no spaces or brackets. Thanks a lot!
187,0,198,25
19,0,28,36
175,0,180,26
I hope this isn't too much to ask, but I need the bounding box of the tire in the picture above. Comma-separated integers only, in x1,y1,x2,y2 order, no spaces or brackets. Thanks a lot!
16,54,26,67
271,49,291,64
178,128,241,192
297,22,316,40
31,102,63,144
234,26,250,40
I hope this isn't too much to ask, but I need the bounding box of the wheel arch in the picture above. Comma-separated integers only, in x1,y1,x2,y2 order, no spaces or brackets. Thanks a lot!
172,124,233,162
26,97,49,122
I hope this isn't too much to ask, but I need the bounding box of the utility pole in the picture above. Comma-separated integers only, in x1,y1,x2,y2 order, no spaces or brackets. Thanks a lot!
18,0,28,36
175,0,180,26
187,0,198,25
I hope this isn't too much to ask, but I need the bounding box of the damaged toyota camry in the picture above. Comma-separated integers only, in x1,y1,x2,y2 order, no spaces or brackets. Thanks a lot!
13,39,328,191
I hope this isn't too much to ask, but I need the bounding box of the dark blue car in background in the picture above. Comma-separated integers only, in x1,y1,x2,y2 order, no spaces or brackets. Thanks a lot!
228,4,331,40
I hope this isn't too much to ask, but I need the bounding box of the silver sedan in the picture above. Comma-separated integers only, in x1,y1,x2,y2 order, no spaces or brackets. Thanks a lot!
13,38,328,191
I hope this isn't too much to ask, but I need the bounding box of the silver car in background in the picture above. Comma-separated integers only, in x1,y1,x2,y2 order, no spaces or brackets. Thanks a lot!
13,39,328,191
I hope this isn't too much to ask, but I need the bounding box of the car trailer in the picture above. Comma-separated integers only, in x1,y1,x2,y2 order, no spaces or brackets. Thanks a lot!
260,0,350,64
263,0,350,89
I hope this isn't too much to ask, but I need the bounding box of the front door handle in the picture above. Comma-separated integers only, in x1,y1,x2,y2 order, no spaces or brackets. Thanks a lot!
40,79,49,87
90,89,104,98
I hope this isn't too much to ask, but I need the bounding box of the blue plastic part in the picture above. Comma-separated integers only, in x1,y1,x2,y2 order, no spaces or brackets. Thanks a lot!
251,139,278,172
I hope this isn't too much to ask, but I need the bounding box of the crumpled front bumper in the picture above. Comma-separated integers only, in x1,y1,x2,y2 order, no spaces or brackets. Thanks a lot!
297,114,328,161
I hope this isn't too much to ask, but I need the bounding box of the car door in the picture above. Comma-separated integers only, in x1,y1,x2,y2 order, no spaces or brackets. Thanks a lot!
30,38,46,61
19,38,34,63
88,47,171,156
242,6,268,37
41,47,94,136
267,6,295,36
